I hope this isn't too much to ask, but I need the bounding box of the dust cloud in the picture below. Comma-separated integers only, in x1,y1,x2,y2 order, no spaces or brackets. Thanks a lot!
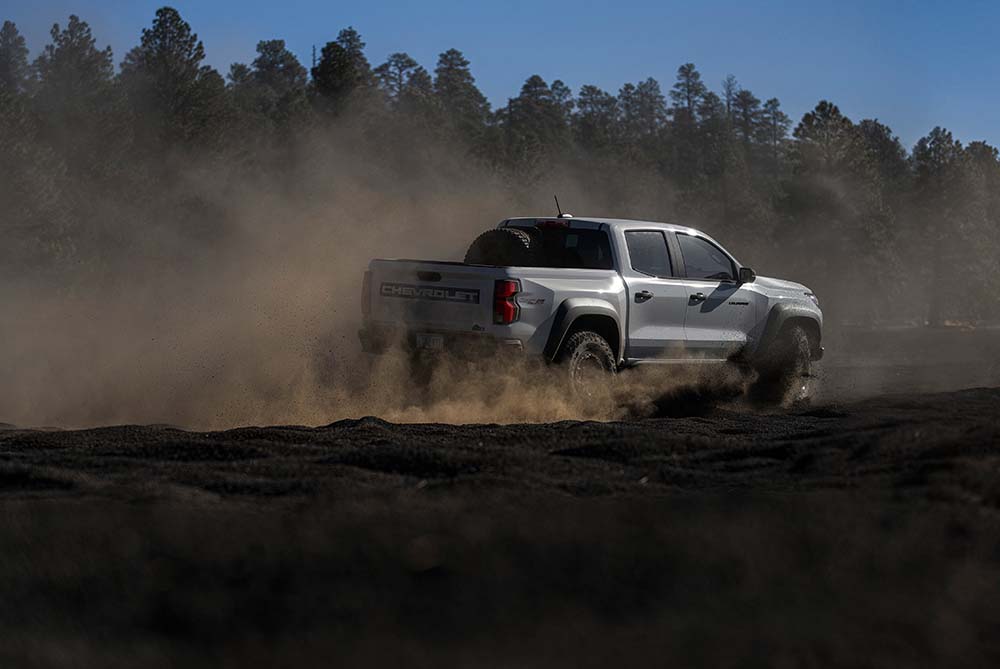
360,352,750,425
4,118,997,430
0,118,702,430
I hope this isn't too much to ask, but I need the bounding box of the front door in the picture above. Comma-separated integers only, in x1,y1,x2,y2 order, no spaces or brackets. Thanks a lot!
674,232,760,358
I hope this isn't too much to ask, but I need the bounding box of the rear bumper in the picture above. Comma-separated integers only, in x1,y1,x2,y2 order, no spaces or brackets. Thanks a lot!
359,323,524,358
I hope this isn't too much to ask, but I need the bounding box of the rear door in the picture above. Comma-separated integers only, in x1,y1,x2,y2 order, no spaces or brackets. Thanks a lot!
672,232,760,357
619,230,690,360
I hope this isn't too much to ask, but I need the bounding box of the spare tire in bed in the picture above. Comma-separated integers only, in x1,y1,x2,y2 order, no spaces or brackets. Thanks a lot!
463,228,539,266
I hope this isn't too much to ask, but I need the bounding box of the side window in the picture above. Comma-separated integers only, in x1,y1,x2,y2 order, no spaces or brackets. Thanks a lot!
625,231,673,278
677,234,735,281
529,228,614,270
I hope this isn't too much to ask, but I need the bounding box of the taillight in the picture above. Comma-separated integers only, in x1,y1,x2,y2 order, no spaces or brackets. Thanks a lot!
493,279,520,325
362,271,371,317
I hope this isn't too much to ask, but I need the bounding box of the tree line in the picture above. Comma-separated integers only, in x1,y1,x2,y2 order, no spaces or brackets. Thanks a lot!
2,7,999,326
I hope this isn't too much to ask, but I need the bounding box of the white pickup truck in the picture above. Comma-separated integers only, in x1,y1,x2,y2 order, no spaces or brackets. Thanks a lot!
360,216,823,404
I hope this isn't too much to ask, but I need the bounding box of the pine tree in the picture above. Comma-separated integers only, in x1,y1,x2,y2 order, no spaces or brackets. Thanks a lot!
311,42,357,114
311,29,373,116
721,74,738,121
234,39,309,125
0,21,30,96
497,75,571,178
120,7,228,148
252,40,307,96
374,52,419,104
33,15,128,181
374,53,439,127
855,119,908,194
550,80,574,121
759,98,790,178
35,16,113,89
0,86,72,273
912,127,963,185
335,27,372,84
618,78,668,168
398,65,437,124
668,64,707,184
732,89,761,146
912,127,970,323
960,140,1000,318
670,63,707,124
574,84,618,154
697,90,727,176
787,101,899,322
792,100,858,173
433,48,489,143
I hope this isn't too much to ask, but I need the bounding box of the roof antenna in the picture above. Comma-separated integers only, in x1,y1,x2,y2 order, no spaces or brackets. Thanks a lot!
554,195,572,218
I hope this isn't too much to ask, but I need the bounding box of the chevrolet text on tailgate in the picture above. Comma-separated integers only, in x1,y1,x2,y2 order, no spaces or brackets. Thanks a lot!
359,215,824,405
381,283,481,304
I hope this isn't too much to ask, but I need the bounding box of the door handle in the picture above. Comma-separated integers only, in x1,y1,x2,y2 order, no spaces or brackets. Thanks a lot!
690,292,706,303
635,290,653,303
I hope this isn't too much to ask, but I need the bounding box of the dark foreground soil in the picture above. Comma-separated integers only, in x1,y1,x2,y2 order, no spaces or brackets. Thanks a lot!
2,386,1000,667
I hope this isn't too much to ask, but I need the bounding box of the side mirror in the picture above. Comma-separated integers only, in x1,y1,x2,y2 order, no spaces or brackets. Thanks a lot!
739,267,756,284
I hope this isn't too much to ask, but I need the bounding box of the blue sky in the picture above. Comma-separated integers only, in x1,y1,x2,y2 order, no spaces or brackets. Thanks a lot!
4,0,999,148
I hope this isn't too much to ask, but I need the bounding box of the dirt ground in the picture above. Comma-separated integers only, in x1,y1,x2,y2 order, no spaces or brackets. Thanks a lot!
2,329,1000,667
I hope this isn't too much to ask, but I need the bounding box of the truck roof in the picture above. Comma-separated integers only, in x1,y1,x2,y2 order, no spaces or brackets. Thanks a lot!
502,216,737,264
503,216,703,235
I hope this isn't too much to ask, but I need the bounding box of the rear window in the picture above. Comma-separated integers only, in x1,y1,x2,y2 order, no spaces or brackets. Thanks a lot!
625,230,673,277
511,226,614,270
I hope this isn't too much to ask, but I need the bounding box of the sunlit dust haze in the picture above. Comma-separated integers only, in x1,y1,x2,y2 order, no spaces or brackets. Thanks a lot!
3,107,999,429
1,115,697,429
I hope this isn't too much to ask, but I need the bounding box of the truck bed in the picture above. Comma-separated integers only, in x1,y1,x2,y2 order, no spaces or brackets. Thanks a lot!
363,258,623,357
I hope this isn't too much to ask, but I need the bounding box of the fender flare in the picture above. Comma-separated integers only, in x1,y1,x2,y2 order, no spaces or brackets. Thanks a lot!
754,303,823,361
543,298,624,362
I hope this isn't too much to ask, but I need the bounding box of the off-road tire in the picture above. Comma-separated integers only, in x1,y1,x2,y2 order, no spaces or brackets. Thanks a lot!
464,228,539,266
556,330,617,406
748,325,814,406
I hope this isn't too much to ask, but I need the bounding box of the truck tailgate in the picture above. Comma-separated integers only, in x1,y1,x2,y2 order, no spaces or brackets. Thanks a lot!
367,259,501,331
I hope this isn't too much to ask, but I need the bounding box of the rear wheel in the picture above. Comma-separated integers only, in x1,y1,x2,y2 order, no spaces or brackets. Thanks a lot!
749,325,816,406
557,331,617,408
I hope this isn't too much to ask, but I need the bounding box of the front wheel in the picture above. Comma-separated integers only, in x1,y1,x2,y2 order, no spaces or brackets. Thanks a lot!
556,330,617,409
748,325,816,406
